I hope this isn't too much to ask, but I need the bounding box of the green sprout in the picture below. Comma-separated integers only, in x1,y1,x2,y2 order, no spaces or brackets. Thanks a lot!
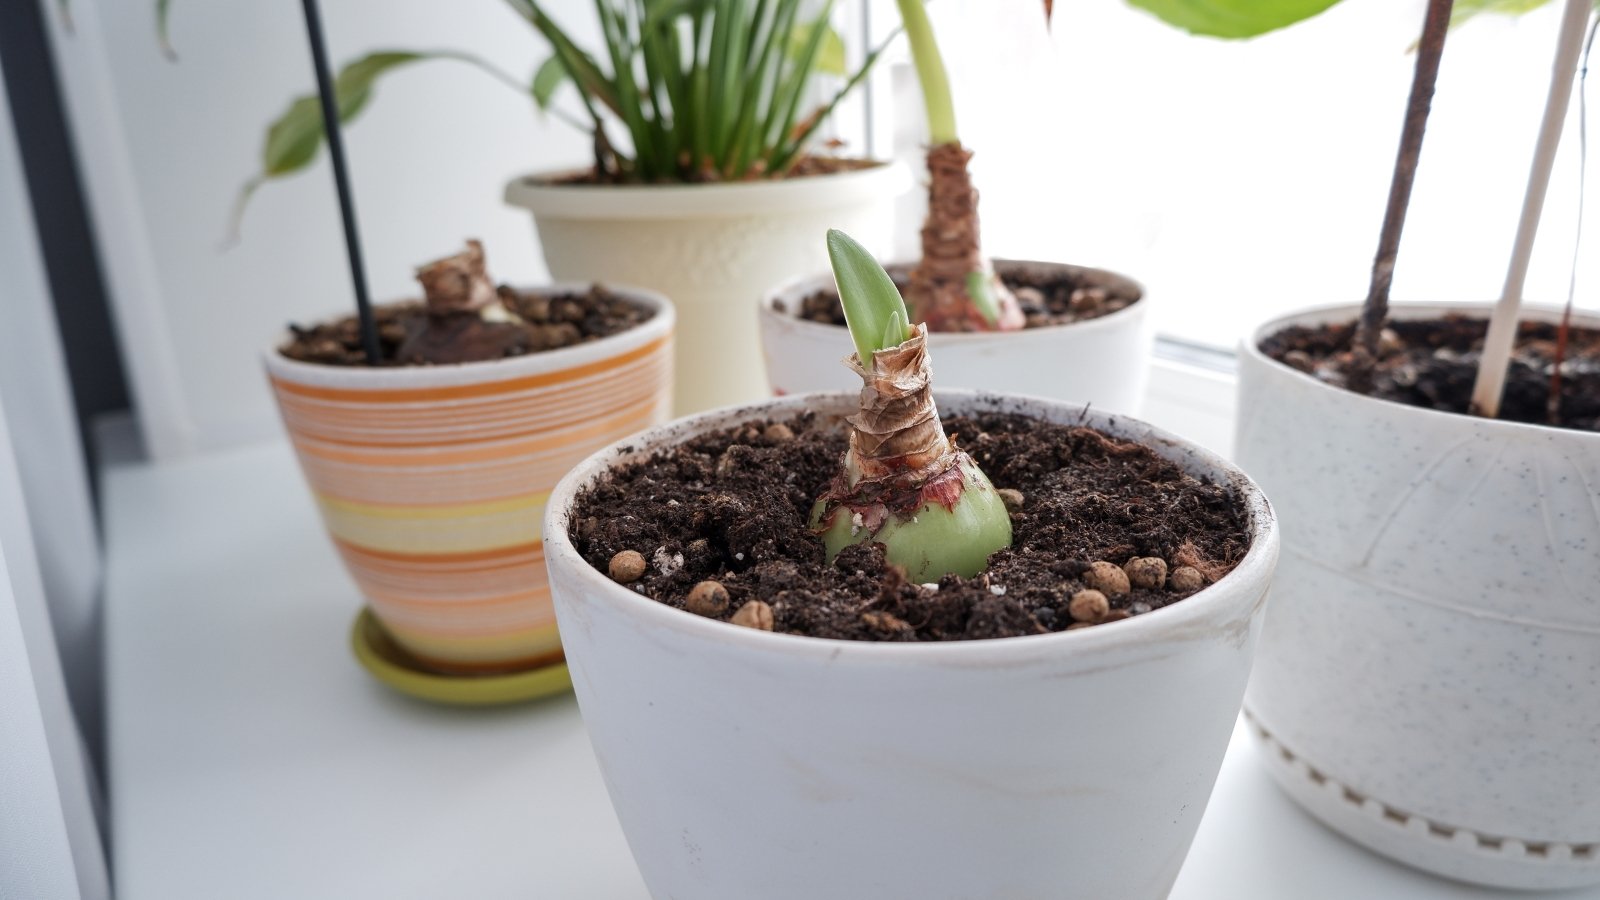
828,227,912,363
812,229,1013,583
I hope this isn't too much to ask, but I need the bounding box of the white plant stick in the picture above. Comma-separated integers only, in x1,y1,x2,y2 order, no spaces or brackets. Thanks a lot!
1471,0,1595,418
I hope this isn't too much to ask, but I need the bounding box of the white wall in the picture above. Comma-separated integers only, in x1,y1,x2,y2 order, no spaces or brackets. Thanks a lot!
46,0,599,458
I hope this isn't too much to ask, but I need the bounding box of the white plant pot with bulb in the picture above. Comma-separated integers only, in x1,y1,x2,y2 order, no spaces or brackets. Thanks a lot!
543,389,1278,900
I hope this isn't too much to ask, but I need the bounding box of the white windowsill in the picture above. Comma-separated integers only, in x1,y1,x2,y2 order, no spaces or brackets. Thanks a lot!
101,355,1600,900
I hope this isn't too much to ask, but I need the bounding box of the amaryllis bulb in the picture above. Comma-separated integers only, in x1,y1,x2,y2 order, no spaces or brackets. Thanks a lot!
812,230,1013,582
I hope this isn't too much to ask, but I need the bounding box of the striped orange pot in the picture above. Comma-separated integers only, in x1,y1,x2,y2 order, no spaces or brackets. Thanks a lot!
263,287,674,674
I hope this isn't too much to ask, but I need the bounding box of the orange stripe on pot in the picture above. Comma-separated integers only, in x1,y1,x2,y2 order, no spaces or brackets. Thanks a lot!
269,335,669,403
286,399,661,468
332,537,544,566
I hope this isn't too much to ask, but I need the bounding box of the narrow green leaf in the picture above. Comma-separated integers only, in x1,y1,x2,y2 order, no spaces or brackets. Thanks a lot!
894,0,958,144
828,229,911,364
532,56,568,109
881,310,907,351
1124,0,1342,38
773,23,899,172
765,0,834,153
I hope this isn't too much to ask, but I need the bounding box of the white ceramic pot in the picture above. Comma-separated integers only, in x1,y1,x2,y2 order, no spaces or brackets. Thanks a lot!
759,260,1151,414
264,286,673,672
545,390,1278,900
506,164,909,416
1235,302,1600,891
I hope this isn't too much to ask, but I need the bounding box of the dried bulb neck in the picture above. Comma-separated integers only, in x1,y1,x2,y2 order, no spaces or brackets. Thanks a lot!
843,324,956,485
907,143,1023,332
416,239,500,318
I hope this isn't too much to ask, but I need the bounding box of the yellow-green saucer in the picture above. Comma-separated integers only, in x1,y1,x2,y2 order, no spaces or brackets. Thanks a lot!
350,608,573,706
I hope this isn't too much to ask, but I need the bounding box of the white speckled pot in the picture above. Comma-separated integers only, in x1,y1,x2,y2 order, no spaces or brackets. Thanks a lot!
759,260,1151,414
505,164,909,416
545,390,1278,900
1235,302,1600,891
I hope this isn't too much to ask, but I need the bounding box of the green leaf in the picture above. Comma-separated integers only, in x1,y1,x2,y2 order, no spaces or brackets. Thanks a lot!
261,95,328,177
1441,0,1598,32
532,56,568,109
788,19,846,76
827,228,911,364
1450,0,1555,28
1124,0,1342,38
895,0,958,144
234,50,525,237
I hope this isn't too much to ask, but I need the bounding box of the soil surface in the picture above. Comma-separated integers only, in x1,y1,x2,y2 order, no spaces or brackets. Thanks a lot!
547,155,881,186
571,411,1251,642
791,262,1140,331
1262,315,1600,431
278,285,654,367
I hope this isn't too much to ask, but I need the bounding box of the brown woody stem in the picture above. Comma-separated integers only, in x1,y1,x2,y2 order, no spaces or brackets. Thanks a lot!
906,143,1023,333
1352,0,1454,368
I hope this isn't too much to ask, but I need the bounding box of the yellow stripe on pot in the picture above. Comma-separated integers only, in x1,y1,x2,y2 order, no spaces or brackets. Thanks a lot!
381,620,565,672
314,491,548,555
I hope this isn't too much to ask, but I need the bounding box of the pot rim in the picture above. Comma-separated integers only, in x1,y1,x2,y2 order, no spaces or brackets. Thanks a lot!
1241,300,1600,442
261,282,674,388
545,389,1278,664
503,160,911,220
759,258,1148,344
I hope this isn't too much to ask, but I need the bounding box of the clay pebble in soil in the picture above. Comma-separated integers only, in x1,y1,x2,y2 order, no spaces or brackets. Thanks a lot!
571,411,1251,643
609,550,647,584
1262,315,1600,431
1169,566,1205,593
795,265,1139,332
685,580,731,618
279,285,654,367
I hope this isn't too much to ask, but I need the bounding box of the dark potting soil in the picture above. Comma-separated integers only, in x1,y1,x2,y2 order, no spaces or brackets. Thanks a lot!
571,412,1251,642
547,155,882,186
278,285,654,367
1262,316,1600,432
791,262,1141,331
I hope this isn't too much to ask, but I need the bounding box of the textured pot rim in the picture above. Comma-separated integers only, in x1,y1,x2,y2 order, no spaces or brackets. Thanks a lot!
545,389,1277,664
1242,300,1600,443
261,283,674,388
760,258,1148,345
502,160,911,220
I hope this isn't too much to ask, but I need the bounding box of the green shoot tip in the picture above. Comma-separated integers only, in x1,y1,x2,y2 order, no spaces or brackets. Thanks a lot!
827,229,911,365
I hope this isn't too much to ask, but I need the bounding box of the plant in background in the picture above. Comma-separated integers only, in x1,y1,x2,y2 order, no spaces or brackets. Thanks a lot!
212,0,894,232
810,229,1011,581
890,0,1347,333
890,0,1022,332
1116,0,1597,424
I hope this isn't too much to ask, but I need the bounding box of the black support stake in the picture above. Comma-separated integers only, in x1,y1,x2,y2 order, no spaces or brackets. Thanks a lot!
299,0,382,365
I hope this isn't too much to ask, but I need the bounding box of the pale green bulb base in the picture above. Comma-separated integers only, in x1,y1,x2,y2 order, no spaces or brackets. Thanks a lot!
814,458,1012,583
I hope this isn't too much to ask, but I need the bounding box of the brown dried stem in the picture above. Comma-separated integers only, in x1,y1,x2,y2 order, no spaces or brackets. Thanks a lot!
415,239,498,316
844,324,954,481
1351,0,1454,374
906,143,1022,332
